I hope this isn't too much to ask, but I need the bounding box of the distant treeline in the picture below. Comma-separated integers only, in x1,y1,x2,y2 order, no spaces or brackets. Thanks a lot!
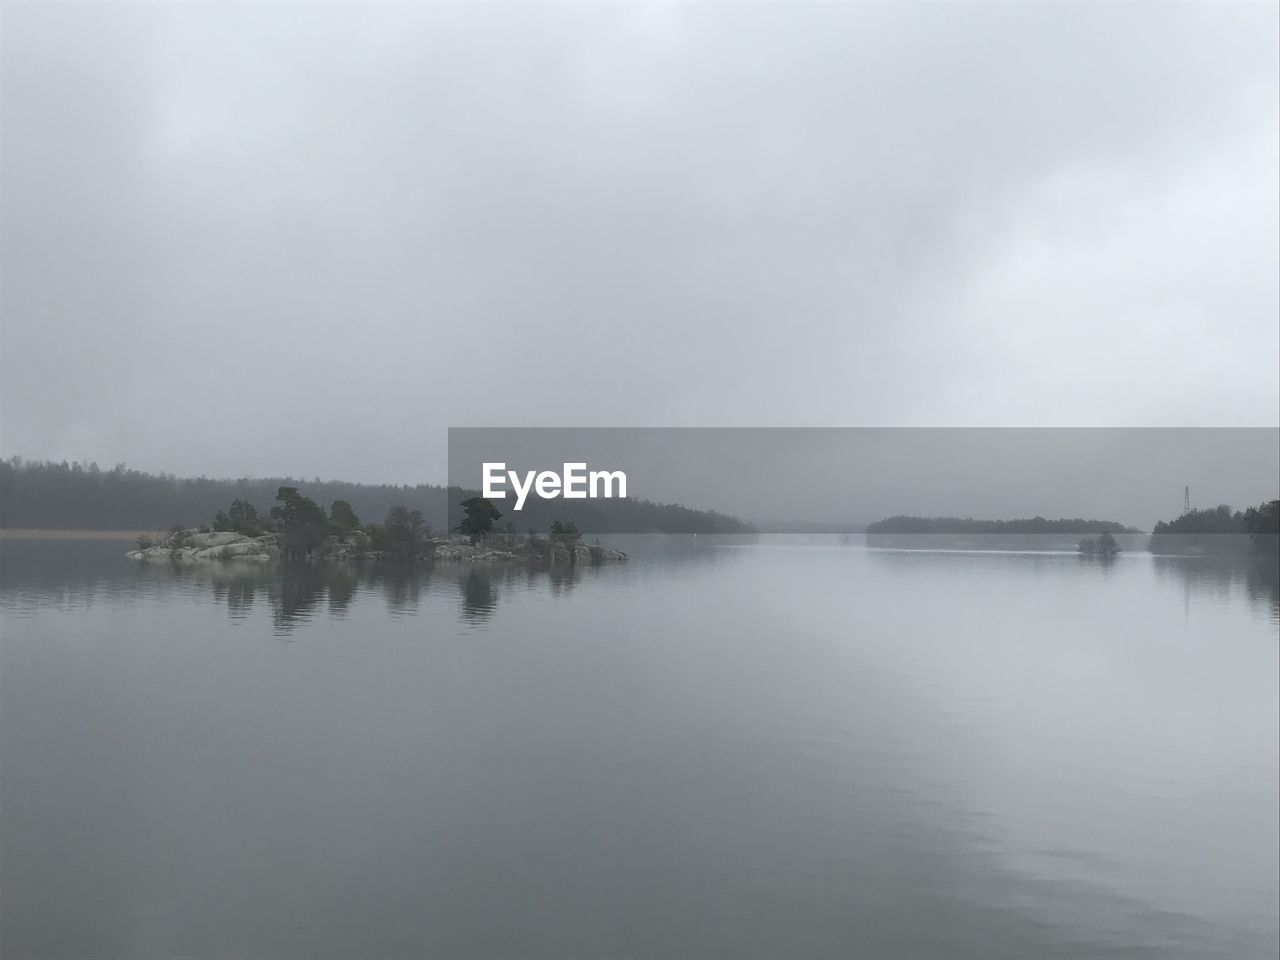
0,458,753,535
865,516,1141,535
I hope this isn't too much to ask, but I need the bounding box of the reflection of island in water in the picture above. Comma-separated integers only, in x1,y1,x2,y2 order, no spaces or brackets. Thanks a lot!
1153,554,1280,622
199,558,605,632
214,552,1278,627
0,539,607,631
865,542,1279,622
0,535,728,633
4,536,1275,630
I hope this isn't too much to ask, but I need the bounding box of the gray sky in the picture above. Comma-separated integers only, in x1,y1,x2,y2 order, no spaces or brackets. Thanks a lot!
2,1,1277,486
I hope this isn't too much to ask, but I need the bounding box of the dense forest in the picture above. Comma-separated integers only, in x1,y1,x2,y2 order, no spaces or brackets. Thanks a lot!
865,516,1141,534
1148,501,1279,556
0,458,753,535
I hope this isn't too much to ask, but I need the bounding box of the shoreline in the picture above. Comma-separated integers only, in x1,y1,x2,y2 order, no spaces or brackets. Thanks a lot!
126,528,627,566
1,528,150,541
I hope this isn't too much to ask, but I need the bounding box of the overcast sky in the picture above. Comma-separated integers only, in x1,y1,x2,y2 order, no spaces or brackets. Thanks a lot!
2,2,1277,485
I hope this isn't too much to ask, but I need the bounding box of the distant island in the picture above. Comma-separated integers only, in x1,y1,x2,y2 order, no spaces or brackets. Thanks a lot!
865,516,1142,535
1077,530,1120,558
1148,501,1279,557
863,516,1142,553
128,486,625,566
865,504,1279,560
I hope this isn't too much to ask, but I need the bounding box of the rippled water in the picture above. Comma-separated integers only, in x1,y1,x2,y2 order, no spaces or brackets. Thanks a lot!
1,538,1276,959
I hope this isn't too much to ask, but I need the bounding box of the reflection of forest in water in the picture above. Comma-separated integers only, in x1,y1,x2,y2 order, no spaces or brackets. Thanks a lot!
1152,554,1280,622
0,539,624,632
865,545,1279,623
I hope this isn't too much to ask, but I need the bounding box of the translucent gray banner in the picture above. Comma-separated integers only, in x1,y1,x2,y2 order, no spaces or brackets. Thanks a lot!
447,427,1279,537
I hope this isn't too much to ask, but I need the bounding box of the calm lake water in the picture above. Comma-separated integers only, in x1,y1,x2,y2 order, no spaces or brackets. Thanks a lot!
1,538,1277,959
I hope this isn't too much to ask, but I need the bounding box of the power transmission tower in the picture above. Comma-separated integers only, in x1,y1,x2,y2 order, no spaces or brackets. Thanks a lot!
1184,486,1191,514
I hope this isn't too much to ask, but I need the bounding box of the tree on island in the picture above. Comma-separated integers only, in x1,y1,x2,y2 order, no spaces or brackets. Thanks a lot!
270,486,330,560
1151,504,1244,536
1078,529,1119,557
213,498,268,537
550,520,582,550
1243,500,1280,558
382,506,430,561
458,497,502,546
328,499,362,534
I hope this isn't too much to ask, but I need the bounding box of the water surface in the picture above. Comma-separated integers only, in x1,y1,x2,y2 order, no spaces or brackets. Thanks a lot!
2,539,1276,959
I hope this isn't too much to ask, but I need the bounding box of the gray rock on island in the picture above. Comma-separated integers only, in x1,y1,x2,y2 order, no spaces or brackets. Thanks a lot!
128,530,278,564
127,529,626,565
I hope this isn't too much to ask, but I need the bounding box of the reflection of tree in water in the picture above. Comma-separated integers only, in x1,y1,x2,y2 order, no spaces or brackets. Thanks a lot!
4,542,636,633
546,562,582,596
207,567,273,620
1246,558,1280,622
1076,551,1119,572
326,566,359,616
1154,554,1280,622
275,563,334,630
452,561,583,624
458,566,496,623
448,561,591,624
377,565,427,616
200,562,358,633
197,561,435,629
189,555,624,632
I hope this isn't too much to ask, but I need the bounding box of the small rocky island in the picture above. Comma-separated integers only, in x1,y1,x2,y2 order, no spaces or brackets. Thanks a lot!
127,487,624,566
1077,530,1120,557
